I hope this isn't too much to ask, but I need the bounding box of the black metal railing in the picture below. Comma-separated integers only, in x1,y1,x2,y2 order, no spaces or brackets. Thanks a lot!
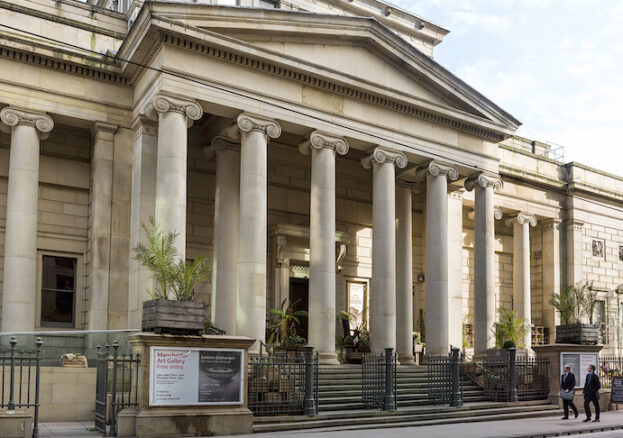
427,346,463,407
362,347,396,410
248,346,318,416
0,337,42,438
466,349,548,402
598,356,623,388
95,340,140,437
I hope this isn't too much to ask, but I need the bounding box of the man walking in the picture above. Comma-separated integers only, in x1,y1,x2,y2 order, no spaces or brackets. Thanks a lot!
583,364,601,423
560,365,578,419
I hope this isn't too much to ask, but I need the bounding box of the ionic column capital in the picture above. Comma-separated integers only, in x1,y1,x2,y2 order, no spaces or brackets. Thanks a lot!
396,178,422,194
150,94,203,121
494,207,503,220
237,112,281,139
506,212,537,227
0,107,54,139
91,122,118,142
298,131,349,156
361,146,407,169
464,172,504,191
211,136,240,154
541,218,562,231
415,160,459,182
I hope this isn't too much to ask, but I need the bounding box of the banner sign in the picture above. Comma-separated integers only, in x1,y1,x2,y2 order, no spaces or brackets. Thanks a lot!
611,376,623,404
149,346,244,406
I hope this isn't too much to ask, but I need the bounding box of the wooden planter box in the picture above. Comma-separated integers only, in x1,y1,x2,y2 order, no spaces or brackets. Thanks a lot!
142,299,205,335
555,323,600,345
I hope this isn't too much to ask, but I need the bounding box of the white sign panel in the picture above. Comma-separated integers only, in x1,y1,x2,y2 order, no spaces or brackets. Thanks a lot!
150,346,244,406
560,352,599,388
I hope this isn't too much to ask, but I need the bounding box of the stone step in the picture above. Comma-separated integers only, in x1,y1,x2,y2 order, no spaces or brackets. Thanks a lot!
318,388,484,400
317,381,481,390
318,394,486,411
253,402,560,433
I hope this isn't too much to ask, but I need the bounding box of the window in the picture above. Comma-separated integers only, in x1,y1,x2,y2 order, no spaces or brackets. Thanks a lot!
40,256,77,327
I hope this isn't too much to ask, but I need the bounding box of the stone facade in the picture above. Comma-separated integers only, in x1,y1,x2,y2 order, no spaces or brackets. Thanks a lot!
0,0,622,359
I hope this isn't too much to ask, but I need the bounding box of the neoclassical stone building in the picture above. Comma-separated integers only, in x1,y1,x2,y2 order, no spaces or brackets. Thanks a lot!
1,0,623,363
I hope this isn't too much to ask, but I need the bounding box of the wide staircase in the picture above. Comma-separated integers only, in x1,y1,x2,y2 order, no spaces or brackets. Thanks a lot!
253,364,561,433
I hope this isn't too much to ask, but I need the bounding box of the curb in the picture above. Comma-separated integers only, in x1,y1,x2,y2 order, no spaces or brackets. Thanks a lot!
498,424,623,438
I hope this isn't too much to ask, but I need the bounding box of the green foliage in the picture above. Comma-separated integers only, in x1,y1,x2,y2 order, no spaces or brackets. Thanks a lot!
502,340,516,349
204,319,226,335
266,299,307,346
132,218,209,301
286,335,307,345
412,332,422,345
493,309,529,349
550,282,597,324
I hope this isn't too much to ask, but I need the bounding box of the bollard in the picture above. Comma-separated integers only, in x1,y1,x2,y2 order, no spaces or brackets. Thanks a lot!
303,346,316,416
8,336,16,412
383,348,395,411
508,348,518,402
450,346,463,407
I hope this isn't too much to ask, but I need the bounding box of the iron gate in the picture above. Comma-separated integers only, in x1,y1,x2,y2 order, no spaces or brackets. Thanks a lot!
427,346,463,406
362,348,396,410
95,341,140,436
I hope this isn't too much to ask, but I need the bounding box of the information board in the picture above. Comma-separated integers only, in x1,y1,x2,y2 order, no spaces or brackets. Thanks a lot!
560,352,599,388
149,346,244,406
611,376,623,404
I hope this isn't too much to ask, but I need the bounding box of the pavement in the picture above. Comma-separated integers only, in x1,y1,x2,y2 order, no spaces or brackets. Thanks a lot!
39,411,623,438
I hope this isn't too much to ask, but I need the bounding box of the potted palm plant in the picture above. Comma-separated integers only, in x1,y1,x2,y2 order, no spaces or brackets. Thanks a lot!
133,218,211,335
551,282,600,344
266,299,307,353
493,309,530,350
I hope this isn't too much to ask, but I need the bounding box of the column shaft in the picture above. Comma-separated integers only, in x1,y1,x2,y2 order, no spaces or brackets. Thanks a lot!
447,191,464,350
396,184,415,364
542,219,561,343
211,140,240,335
236,113,281,353
0,108,53,332
474,184,495,353
512,219,531,348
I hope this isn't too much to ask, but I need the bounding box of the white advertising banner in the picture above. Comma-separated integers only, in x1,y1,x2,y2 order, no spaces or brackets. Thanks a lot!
560,352,599,388
149,346,244,406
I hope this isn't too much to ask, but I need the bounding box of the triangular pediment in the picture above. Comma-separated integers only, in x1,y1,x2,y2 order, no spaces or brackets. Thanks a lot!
122,4,520,137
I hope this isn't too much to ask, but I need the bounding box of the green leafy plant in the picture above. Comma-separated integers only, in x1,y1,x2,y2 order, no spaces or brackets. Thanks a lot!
412,332,422,345
550,282,597,324
266,299,307,346
132,218,209,301
204,319,226,335
286,335,307,345
580,282,598,324
493,309,530,349
502,340,516,349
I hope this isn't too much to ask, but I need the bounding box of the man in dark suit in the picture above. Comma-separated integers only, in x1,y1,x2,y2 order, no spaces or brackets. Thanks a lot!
560,365,578,419
583,364,601,422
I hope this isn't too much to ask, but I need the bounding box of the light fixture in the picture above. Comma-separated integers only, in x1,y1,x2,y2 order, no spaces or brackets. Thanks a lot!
417,273,425,283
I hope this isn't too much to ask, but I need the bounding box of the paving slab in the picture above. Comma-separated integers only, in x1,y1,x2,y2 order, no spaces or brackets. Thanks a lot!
39,421,99,438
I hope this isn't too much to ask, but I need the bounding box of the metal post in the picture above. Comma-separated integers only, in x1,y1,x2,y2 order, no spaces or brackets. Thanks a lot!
450,346,462,407
110,340,119,436
383,347,395,411
303,346,316,416
32,338,42,438
508,348,518,402
8,336,16,411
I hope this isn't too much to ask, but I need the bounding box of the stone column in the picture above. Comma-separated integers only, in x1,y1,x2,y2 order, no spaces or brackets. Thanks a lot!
0,107,53,332
542,219,562,343
566,219,584,287
507,213,537,349
395,179,420,365
416,161,459,356
465,173,503,354
448,189,465,350
87,122,117,330
149,94,203,259
236,113,281,353
361,147,407,354
299,131,349,364
211,136,240,335
128,117,158,328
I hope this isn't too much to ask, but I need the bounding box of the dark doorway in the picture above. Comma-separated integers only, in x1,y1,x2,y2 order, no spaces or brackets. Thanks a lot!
289,278,309,341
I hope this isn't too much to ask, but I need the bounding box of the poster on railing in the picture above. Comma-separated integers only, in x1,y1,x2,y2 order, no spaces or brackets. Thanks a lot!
560,352,598,387
149,346,244,406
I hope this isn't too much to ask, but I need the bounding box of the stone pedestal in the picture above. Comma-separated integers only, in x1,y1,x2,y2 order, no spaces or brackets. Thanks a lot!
127,333,255,437
0,411,32,438
533,344,603,407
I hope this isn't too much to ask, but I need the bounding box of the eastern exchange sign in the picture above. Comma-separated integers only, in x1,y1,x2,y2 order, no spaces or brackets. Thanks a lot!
149,346,244,406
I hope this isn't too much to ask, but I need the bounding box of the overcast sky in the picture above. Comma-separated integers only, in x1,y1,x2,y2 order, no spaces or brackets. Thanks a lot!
392,0,622,175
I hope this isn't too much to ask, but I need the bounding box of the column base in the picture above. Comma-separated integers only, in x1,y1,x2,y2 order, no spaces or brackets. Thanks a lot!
398,354,415,365
317,351,340,365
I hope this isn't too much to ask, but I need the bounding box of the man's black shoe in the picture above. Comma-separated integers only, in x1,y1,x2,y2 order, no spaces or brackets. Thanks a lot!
583,418,591,422
593,419,600,423
574,411,579,419
561,416,568,420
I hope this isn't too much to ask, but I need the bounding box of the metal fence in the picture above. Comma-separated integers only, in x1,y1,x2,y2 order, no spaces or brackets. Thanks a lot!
427,346,463,407
248,346,318,416
466,349,548,402
0,337,42,438
362,348,396,410
598,356,623,388
95,341,140,437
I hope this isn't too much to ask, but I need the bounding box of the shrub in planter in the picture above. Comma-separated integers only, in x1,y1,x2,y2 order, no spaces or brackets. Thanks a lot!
133,219,212,335
494,309,529,349
551,282,600,345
